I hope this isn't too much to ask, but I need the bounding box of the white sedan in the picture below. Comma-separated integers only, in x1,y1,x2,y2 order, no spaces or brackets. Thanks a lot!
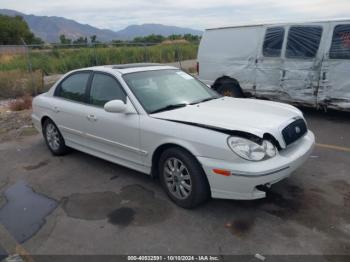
32,64,315,208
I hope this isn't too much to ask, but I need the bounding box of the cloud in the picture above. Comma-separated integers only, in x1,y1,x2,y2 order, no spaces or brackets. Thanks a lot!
0,0,349,30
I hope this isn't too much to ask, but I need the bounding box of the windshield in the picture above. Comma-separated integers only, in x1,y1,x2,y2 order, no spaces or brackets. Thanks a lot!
123,69,220,113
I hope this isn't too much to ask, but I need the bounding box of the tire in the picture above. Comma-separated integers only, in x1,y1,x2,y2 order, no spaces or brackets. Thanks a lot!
215,78,245,98
42,119,68,156
158,147,210,209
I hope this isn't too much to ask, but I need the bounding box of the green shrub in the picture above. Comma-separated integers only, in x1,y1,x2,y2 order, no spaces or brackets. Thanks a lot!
0,44,198,98
0,44,198,74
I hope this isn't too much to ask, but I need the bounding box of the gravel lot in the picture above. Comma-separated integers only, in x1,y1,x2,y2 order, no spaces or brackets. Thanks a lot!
0,109,35,143
0,106,349,261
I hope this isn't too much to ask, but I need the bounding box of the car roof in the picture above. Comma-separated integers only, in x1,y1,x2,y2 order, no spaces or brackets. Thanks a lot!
110,63,163,69
74,63,179,75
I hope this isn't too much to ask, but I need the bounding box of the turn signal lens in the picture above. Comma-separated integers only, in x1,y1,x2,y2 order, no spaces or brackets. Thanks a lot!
213,169,231,176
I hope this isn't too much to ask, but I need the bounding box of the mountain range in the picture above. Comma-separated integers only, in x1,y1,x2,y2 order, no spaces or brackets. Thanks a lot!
0,9,202,43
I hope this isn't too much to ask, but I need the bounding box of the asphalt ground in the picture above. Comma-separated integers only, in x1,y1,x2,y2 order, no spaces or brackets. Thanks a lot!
0,107,349,261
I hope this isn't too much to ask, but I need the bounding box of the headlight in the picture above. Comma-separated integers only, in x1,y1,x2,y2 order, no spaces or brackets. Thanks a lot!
227,136,277,161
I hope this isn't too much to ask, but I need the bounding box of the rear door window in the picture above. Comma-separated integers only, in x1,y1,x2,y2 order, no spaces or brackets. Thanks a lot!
286,26,323,59
57,72,90,103
329,24,350,59
263,27,285,57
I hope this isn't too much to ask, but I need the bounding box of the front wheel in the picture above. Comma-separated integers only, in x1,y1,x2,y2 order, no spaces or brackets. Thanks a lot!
159,148,210,209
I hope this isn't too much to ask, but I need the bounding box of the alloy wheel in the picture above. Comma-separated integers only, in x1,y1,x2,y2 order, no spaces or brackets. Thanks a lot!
163,157,192,200
46,123,60,151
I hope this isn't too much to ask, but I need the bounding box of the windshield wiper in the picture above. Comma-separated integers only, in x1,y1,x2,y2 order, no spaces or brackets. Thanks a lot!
150,103,188,114
189,97,218,105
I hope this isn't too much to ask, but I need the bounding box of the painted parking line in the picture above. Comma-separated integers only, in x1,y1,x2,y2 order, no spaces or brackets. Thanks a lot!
316,143,350,153
0,224,34,262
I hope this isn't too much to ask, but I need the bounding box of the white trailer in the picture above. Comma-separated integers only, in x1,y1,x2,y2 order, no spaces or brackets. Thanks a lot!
197,19,350,111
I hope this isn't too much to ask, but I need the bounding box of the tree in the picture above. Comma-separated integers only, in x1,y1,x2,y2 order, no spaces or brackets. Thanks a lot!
133,34,165,43
133,36,144,43
184,34,200,43
168,34,182,40
73,36,88,44
59,34,72,45
0,15,44,45
90,35,97,43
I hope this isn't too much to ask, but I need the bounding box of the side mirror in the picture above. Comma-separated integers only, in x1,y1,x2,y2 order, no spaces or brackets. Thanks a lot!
104,100,127,113
104,99,137,114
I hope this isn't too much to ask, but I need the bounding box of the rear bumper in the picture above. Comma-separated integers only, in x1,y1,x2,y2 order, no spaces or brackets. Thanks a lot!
197,131,315,200
31,113,42,133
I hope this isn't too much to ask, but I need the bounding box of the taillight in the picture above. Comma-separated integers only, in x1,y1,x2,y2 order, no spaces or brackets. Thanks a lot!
196,62,199,74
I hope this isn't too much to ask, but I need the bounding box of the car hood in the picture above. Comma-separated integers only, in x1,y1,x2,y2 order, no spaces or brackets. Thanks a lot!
151,97,304,148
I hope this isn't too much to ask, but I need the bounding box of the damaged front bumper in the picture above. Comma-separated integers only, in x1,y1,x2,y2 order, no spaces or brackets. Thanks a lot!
197,131,315,200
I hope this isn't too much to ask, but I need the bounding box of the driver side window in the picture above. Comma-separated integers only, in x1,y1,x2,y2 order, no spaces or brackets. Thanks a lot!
89,73,126,107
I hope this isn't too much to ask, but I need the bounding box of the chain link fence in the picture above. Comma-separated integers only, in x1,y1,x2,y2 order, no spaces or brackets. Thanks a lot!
0,42,198,99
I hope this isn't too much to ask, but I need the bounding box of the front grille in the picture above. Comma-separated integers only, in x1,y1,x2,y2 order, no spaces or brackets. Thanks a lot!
282,119,307,146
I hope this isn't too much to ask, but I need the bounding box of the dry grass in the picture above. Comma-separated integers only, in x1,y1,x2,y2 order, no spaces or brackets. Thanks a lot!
0,54,17,63
161,39,189,45
185,66,197,74
8,95,33,111
0,70,44,98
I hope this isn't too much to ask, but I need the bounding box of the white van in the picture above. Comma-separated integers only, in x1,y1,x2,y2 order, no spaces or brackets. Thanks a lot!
197,19,350,111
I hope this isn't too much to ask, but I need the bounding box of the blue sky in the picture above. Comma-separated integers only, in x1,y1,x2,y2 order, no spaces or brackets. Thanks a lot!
1,0,349,31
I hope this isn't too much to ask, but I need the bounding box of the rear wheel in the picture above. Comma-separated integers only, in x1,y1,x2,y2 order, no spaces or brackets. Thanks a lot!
159,147,210,209
43,119,68,156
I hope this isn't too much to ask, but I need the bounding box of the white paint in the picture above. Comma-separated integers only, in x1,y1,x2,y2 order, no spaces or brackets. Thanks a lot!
176,71,193,80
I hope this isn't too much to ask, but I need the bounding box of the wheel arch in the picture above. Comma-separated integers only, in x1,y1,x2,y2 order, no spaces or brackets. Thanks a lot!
212,76,245,97
41,115,53,128
212,75,240,90
151,143,199,178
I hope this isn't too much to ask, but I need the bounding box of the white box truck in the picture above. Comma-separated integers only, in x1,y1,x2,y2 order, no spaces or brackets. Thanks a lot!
197,19,350,111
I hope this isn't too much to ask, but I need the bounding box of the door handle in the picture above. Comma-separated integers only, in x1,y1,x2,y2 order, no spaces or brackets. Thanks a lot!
53,106,60,113
87,114,97,121
255,58,262,64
